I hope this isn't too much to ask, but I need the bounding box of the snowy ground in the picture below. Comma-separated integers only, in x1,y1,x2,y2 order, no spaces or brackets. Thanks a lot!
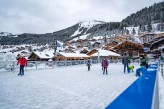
158,62,164,109
0,63,139,109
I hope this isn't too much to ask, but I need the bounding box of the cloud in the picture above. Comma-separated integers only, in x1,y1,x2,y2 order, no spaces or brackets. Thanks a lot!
0,0,163,34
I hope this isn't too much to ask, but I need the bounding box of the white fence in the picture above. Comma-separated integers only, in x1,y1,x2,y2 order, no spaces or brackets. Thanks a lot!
0,60,100,72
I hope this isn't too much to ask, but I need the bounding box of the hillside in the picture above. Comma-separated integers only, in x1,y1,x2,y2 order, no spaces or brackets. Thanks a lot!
122,1,164,27
1,1,164,45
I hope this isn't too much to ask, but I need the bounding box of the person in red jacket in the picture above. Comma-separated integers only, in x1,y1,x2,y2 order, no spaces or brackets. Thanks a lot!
17,55,27,76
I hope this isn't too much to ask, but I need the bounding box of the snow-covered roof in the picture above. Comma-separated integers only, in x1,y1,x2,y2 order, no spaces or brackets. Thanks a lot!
91,49,120,57
34,50,54,59
58,52,89,58
93,36,103,40
134,37,141,43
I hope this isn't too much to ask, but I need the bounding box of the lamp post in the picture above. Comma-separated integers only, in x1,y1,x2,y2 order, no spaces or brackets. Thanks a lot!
98,51,100,63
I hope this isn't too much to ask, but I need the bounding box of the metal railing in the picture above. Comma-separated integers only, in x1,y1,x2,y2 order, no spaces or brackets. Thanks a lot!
0,60,100,72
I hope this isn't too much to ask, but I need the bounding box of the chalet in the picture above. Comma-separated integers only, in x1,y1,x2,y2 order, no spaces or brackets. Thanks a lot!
87,49,120,61
54,52,90,61
111,41,144,58
150,38,164,57
28,51,54,61
139,33,157,44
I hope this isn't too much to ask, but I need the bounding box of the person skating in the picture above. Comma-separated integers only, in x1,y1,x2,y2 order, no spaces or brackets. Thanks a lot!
140,55,146,68
102,57,109,74
17,55,27,76
86,59,92,71
122,53,130,73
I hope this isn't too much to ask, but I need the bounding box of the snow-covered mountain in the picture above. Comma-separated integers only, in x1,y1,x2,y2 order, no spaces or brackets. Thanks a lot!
0,32,13,36
71,20,105,37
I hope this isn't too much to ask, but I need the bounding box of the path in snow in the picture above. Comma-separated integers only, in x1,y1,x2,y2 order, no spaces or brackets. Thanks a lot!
0,63,139,109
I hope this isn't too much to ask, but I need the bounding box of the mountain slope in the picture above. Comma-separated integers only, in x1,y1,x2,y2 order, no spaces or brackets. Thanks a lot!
121,1,164,27
1,1,164,45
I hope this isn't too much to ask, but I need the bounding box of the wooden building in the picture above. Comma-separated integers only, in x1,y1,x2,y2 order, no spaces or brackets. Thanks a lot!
139,33,157,44
54,52,90,61
28,51,53,61
150,38,164,57
87,49,120,61
111,41,144,58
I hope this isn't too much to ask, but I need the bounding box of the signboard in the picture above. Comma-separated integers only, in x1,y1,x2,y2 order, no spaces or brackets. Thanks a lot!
144,47,150,52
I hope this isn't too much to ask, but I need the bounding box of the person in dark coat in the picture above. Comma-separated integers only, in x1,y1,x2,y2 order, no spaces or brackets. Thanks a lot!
17,55,27,76
102,57,109,74
86,59,92,71
122,53,130,73
140,55,146,68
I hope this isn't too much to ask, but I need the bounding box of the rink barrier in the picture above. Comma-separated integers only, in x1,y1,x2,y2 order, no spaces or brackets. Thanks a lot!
105,65,158,109
0,60,99,72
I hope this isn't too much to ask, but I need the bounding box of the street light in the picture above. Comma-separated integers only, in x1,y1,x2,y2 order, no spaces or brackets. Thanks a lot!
98,51,100,63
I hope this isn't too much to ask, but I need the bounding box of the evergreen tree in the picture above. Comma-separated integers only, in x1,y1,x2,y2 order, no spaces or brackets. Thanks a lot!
147,21,152,32
132,28,136,35
157,24,161,31
143,26,146,32
126,29,129,34
161,23,164,31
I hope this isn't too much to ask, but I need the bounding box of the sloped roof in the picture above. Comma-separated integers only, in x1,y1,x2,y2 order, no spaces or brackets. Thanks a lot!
112,40,143,50
33,50,54,59
91,49,120,57
57,52,89,58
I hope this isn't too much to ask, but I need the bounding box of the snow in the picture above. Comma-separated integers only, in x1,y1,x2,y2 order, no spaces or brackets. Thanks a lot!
71,21,104,37
158,63,164,109
34,50,54,59
0,63,139,109
91,49,120,57
58,52,89,58
73,34,90,41
0,32,13,36
71,28,81,37
125,26,139,35
79,21,104,28
93,36,103,40
134,36,141,43
0,52,16,61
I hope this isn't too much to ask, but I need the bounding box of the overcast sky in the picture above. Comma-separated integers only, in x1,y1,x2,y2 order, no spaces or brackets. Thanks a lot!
0,0,163,34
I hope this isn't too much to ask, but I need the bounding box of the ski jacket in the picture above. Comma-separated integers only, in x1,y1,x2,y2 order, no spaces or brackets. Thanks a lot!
17,57,27,66
122,56,129,64
102,59,108,68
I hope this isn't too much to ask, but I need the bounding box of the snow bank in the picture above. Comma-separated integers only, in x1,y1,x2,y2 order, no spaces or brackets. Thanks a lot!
158,67,164,109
